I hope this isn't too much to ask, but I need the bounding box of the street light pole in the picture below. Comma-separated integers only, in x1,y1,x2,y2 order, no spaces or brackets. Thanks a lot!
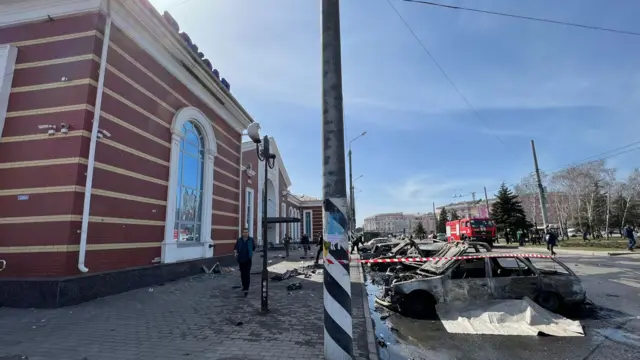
348,132,366,234
322,0,353,358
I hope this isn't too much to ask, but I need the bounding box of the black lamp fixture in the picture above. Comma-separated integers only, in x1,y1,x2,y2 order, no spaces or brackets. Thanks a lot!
247,123,276,313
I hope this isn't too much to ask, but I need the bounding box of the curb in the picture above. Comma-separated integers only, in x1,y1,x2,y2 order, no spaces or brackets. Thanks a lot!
357,263,379,360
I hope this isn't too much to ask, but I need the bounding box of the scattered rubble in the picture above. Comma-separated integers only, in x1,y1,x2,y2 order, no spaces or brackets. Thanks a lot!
287,282,303,291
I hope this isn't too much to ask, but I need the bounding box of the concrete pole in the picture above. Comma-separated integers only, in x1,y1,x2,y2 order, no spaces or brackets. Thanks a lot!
531,140,549,229
348,148,354,234
484,186,490,217
321,0,353,358
605,184,611,240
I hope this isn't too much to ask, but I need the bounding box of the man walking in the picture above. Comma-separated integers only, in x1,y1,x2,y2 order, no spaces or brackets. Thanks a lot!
283,232,292,258
350,234,361,254
545,227,557,256
234,228,256,297
314,233,324,265
624,224,636,251
300,233,310,257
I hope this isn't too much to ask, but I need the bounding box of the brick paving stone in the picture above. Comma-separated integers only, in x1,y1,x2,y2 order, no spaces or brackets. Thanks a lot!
0,249,374,360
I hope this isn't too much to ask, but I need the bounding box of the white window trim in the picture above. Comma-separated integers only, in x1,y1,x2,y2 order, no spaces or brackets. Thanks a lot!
280,203,287,241
303,210,313,237
0,44,18,138
162,106,218,264
245,187,255,237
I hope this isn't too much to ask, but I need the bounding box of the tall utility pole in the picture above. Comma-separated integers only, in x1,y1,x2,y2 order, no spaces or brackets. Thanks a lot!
531,140,549,229
432,201,437,232
347,132,365,234
484,186,491,217
348,150,354,234
321,1,353,359
605,184,611,240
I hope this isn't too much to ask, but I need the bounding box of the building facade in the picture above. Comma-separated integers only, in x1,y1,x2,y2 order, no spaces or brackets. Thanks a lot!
436,199,497,220
0,0,264,307
239,139,324,245
363,212,436,234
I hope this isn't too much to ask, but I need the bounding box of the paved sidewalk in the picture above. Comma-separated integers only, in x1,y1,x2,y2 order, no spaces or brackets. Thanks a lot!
0,249,373,360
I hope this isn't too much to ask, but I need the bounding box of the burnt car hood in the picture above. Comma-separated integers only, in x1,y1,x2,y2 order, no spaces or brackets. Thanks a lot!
415,242,473,275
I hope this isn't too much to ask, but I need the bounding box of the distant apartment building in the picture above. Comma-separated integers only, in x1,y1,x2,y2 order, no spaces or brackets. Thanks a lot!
436,193,563,227
363,212,436,234
436,199,497,219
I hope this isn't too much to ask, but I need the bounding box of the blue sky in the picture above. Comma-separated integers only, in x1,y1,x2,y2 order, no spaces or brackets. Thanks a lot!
150,0,640,225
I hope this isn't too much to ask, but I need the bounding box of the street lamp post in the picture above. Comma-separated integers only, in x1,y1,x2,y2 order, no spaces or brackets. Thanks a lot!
348,132,366,232
246,123,276,313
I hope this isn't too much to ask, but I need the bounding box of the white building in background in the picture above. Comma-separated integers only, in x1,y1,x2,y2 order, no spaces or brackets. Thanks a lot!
363,212,436,234
436,199,497,219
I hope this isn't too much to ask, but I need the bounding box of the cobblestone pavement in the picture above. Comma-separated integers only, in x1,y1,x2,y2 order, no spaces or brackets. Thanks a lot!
0,249,372,360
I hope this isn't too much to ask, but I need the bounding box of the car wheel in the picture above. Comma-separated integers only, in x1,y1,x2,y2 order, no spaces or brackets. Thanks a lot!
535,291,561,313
398,291,437,320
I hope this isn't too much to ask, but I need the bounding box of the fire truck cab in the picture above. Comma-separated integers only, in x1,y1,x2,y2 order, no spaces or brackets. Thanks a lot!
446,217,496,247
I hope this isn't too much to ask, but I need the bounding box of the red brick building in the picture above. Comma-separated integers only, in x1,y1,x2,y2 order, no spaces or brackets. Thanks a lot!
0,0,257,307
240,139,323,244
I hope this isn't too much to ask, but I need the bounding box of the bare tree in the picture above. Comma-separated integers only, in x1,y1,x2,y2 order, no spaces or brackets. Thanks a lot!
515,172,548,227
619,169,640,227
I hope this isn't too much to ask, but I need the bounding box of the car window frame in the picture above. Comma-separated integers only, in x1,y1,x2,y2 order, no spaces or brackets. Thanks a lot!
488,256,539,278
447,257,490,280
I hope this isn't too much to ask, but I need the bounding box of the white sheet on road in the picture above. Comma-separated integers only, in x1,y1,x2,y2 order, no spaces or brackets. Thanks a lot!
436,297,584,336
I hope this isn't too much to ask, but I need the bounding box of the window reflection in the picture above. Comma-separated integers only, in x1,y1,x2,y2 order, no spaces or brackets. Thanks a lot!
174,121,204,242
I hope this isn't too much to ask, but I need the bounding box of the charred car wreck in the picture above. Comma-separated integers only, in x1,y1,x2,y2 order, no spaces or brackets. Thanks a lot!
367,239,447,271
375,242,586,318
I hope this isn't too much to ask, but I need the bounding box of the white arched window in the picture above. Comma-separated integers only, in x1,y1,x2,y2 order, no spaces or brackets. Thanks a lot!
162,107,217,264
175,121,204,242
289,208,294,238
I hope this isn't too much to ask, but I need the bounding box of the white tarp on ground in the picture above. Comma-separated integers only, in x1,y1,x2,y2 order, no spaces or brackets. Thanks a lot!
436,297,584,336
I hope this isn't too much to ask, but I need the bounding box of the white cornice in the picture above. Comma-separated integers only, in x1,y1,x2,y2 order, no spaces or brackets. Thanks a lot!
0,0,253,133
0,0,102,26
299,199,323,207
241,138,291,188
121,0,251,132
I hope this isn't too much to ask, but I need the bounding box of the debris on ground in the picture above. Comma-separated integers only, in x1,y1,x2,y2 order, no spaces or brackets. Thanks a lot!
287,282,303,291
271,268,302,281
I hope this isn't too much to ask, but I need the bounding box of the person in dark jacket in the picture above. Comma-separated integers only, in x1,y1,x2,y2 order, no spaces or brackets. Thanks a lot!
283,232,292,258
624,224,636,251
234,228,256,297
350,234,362,254
314,233,324,265
300,233,310,257
545,227,557,256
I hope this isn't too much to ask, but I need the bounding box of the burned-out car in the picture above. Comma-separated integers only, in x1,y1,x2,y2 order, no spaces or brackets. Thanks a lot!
375,243,586,318
359,237,393,254
360,241,404,260
368,240,447,271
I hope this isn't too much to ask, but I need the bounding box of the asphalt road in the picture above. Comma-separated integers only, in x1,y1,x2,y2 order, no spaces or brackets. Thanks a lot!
365,252,640,360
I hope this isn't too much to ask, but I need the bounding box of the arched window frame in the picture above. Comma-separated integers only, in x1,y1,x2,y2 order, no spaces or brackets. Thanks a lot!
162,107,218,264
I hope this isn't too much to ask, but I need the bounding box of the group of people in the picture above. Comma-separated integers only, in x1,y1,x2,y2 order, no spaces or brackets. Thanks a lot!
281,232,325,264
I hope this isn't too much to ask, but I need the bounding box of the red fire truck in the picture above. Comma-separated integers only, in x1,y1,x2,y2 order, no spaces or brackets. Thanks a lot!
446,217,497,247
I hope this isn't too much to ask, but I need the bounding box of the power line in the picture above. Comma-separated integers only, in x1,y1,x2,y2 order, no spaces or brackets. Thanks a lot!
481,143,640,195
385,0,507,147
401,0,640,37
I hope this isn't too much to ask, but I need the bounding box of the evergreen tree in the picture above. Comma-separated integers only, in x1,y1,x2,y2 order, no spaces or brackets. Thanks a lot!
437,207,448,233
450,209,460,220
414,222,427,239
490,183,528,234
